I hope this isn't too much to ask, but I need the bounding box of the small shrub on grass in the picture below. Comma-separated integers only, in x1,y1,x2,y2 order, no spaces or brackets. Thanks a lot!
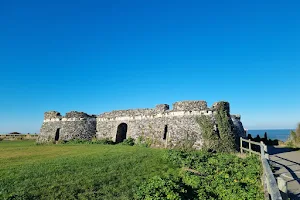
285,124,300,147
286,140,295,148
134,175,196,200
57,140,67,144
121,137,135,146
135,136,152,147
165,150,211,169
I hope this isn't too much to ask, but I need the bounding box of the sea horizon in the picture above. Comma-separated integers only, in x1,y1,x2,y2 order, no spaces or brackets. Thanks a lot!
247,129,294,142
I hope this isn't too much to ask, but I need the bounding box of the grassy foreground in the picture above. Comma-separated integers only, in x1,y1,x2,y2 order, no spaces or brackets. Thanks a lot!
0,141,264,200
0,141,177,200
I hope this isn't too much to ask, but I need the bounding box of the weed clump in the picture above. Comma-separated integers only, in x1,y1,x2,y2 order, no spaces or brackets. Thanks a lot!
121,137,135,146
286,123,300,148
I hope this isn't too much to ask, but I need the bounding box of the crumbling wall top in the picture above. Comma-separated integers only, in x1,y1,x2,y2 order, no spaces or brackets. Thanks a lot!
65,111,95,119
44,111,95,120
45,100,233,120
172,101,207,111
44,111,62,120
231,114,241,120
212,101,230,113
99,109,158,118
155,104,170,112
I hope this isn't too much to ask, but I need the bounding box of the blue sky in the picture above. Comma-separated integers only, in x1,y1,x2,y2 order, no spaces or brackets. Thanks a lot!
0,0,299,133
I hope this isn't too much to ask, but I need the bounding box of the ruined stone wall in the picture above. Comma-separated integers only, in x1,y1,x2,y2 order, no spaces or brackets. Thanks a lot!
38,101,246,149
97,112,207,148
37,111,96,143
96,101,216,149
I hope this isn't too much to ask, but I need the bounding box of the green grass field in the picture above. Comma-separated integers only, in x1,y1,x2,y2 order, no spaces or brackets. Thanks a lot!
0,141,178,200
0,141,264,200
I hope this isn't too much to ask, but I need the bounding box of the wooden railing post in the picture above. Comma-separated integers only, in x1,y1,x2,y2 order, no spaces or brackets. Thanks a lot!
240,137,243,153
263,143,270,160
248,139,251,154
260,141,265,159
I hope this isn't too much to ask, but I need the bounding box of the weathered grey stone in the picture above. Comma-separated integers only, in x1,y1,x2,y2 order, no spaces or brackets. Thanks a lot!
173,101,207,111
65,111,93,119
37,112,96,143
38,100,246,149
231,115,246,138
155,104,170,112
97,114,202,148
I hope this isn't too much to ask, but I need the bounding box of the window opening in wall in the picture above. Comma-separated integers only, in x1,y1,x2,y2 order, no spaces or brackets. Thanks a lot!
55,128,60,141
163,125,168,140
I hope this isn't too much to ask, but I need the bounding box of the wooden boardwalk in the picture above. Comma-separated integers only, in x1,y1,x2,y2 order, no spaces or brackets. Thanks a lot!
269,146,300,200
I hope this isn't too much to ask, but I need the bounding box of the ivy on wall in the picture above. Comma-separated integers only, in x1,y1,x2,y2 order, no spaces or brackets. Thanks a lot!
197,102,236,153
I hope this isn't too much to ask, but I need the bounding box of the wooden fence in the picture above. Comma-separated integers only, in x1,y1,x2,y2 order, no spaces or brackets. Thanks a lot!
240,138,282,200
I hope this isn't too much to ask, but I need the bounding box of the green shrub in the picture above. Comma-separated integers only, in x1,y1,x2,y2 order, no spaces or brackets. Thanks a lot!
286,140,295,148
121,137,135,146
135,136,152,147
56,140,67,144
165,150,211,169
285,124,300,147
134,175,195,200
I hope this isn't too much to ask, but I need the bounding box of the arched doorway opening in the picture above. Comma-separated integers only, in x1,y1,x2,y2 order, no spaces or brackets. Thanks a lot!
116,123,127,143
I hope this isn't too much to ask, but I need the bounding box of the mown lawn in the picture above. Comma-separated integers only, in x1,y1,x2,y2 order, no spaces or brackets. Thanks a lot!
0,141,177,200
0,141,264,200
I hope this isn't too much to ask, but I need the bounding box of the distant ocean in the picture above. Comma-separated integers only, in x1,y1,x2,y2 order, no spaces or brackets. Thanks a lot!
246,129,294,142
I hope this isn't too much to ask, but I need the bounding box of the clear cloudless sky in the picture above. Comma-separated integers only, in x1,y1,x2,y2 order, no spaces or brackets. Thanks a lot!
0,0,299,133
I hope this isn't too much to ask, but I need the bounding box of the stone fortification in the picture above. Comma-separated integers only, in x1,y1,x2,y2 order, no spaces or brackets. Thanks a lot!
38,100,246,149
96,101,217,149
38,111,96,143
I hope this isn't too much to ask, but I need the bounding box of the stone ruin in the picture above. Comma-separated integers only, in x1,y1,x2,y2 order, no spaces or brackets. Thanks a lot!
38,100,246,149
